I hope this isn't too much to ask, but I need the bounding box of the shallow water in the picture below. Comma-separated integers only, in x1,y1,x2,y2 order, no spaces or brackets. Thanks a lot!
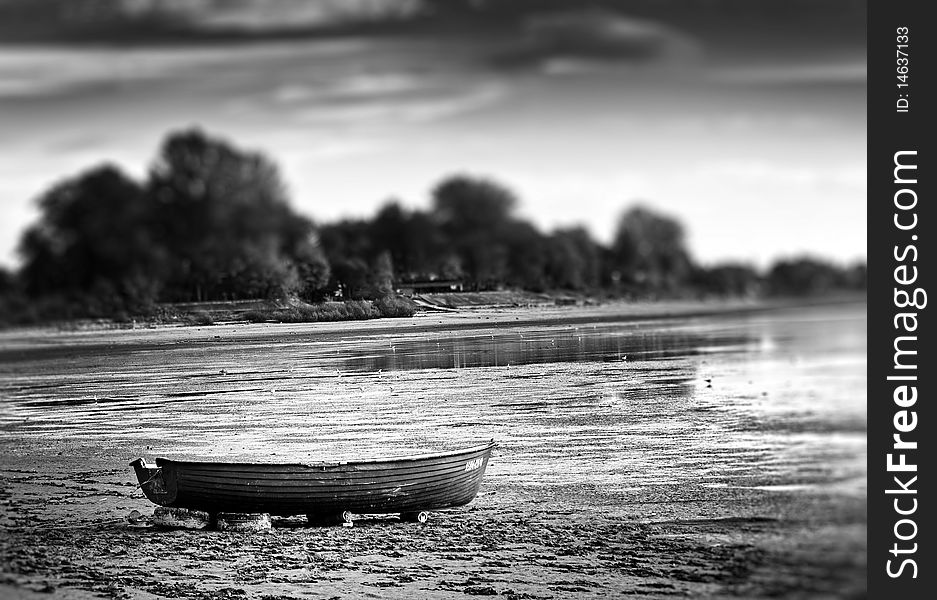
0,302,866,498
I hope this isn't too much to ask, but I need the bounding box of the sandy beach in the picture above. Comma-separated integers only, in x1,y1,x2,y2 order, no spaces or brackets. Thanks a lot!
0,301,867,599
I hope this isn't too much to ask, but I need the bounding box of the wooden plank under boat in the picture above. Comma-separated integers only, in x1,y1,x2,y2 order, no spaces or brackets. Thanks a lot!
130,440,495,520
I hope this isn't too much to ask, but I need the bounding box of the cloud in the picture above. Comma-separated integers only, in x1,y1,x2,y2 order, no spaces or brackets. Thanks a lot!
271,73,426,104
225,59,511,128
293,82,506,125
0,41,366,100
0,0,866,67
0,47,176,98
492,10,701,71
180,0,423,31
710,61,867,86
0,0,425,43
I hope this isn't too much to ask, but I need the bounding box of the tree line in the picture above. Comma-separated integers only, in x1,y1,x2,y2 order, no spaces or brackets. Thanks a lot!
0,128,865,323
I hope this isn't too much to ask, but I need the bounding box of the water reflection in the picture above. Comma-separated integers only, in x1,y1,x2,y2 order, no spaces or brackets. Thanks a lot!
341,323,755,372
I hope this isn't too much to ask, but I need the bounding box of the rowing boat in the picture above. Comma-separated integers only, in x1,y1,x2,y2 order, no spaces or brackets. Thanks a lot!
130,440,495,523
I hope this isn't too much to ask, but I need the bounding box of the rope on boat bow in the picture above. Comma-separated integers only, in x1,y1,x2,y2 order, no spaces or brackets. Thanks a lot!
135,467,162,488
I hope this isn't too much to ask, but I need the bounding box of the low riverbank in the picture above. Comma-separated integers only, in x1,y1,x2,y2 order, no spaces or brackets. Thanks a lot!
1,290,864,334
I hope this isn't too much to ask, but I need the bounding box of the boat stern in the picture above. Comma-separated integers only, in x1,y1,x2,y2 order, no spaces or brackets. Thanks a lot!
130,458,177,506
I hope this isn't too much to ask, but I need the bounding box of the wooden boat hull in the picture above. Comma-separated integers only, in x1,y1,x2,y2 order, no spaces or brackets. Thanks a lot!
130,441,495,517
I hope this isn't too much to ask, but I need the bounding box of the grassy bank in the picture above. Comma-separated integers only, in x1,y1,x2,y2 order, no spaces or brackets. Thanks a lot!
0,295,418,330
242,296,416,324
0,289,864,331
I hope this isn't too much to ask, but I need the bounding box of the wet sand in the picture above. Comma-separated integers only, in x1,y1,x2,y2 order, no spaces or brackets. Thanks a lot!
0,301,866,599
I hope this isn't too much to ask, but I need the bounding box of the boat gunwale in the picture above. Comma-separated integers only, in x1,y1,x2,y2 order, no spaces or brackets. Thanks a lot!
149,440,496,470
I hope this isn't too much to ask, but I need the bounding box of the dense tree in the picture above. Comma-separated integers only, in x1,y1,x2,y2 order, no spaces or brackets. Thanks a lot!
320,219,373,297
842,261,867,290
147,129,329,301
432,175,519,289
610,205,692,291
286,235,331,301
13,129,331,315
690,263,761,297
433,175,517,231
319,220,373,261
767,257,844,296
371,201,446,279
503,220,548,291
438,254,465,281
545,227,602,290
329,257,370,299
278,214,331,301
18,164,163,310
369,251,395,298
0,267,14,294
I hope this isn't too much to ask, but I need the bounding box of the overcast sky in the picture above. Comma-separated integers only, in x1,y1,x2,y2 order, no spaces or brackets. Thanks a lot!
0,0,866,269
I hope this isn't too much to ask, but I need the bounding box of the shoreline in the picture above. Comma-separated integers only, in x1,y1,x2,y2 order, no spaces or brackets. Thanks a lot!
0,294,864,349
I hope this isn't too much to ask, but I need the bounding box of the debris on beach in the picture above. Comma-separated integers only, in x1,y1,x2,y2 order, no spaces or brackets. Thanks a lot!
151,507,211,530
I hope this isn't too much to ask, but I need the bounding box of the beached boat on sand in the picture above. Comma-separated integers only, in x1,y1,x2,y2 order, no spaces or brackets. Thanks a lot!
130,441,495,524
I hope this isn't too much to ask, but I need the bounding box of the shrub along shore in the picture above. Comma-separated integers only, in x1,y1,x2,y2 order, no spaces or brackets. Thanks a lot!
110,295,420,329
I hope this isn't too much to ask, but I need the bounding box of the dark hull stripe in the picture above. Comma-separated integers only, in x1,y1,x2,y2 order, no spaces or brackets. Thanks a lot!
173,460,488,487
176,468,485,501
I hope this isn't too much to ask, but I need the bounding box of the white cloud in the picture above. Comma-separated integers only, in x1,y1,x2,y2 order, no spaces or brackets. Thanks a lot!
711,61,867,86
272,72,426,104
0,41,366,99
175,0,423,31
294,83,507,125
